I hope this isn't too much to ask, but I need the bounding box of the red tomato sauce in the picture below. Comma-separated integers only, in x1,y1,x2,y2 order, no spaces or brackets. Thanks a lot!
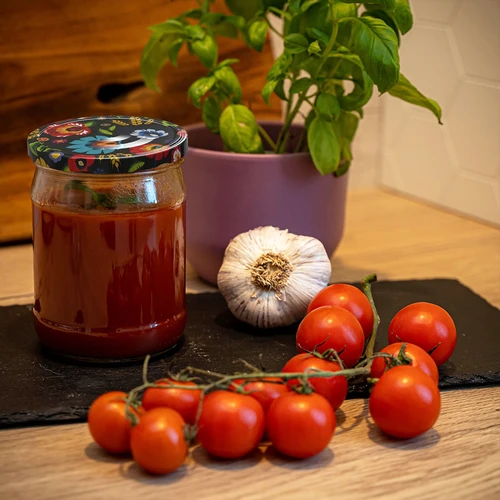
32,202,186,360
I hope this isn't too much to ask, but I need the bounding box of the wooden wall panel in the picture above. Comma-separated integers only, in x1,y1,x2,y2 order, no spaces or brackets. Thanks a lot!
0,0,281,242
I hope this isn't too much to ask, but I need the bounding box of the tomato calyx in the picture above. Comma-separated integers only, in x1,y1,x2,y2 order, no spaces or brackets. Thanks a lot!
290,378,315,395
183,423,198,444
297,342,346,368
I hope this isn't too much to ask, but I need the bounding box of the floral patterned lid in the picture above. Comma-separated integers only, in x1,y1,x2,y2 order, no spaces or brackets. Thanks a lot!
27,116,188,174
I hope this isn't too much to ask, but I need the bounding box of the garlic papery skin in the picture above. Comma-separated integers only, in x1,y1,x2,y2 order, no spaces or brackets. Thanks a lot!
217,226,332,329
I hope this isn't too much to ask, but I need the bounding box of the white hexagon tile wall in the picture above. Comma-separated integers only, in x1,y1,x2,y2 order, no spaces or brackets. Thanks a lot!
380,0,500,225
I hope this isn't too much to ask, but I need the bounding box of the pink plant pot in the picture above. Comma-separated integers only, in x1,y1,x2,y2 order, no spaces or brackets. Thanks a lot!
183,121,348,285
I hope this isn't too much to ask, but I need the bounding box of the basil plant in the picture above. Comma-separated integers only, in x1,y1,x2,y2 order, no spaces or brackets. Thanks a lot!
141,0,442,176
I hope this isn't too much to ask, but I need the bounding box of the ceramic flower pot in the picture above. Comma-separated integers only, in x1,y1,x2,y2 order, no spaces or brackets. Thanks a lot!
183,121,348,285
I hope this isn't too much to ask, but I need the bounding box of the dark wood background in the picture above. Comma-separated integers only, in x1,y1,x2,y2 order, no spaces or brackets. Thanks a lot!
0,0,281,243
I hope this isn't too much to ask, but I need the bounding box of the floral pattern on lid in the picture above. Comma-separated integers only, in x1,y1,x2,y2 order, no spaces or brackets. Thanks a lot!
27,116,188,174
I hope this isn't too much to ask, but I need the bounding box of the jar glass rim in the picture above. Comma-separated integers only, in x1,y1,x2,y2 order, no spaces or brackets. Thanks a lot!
33,158,184,182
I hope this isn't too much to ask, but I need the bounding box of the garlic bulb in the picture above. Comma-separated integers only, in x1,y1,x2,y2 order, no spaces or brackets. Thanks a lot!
217,226,332,328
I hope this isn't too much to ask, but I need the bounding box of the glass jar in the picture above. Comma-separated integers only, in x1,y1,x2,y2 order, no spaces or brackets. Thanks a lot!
28,116,187,362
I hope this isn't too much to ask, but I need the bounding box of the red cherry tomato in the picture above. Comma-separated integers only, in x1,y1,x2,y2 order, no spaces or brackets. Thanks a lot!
369,366,441,439
267,392,336,458
370,342,439,385
282,354,348,410
131,408,187,475
388,302,457,366
87,391,142,454
197,391,265,459
142,379,202,424
229,377,289,413
308,283,374,339
296,306,365,367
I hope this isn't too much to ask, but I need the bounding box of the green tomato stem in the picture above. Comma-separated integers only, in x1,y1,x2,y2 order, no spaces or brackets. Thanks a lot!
361,274,380,366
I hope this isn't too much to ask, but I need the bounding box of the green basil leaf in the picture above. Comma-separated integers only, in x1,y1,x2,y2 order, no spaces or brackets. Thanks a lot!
300,3,333,38
320,51,363,78
141,32,177,91
191,35,218,68
226,15,246,30
334,160,350,177
150,19,186,37
213,58,239,71
394,0,413,34
288,0,301,13
316,93,340,120
306,27,330,46
179,8,203,20
289,77,312,94
285,11,303,35
301,0,320,11
202,95,222,133
274,79,287,100
262,80,278,105
212,20,239,38
200,12,226,25
338,67,374,111
340,111,359,145
266,52,293,81
219,104,264,153
188,76,216,108
342,0,395,10
214,66,242,103
334,110,360,176
333,2,357,19
308,116,340,175
226,0,263,20
283,33,309,54
362,9,400,45
168,39,184,67
388,73,442,123
185,25,206,40
248,19,269,52
338,16,400,93
308,40,322,55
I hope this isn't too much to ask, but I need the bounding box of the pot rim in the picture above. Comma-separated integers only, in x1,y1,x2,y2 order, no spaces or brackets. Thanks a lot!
185,120,311,159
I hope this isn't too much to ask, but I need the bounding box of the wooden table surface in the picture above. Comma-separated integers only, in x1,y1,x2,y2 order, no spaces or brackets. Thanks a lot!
1,188,499,499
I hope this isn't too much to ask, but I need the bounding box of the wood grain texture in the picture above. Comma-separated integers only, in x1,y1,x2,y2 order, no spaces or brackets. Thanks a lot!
0,387,499,500
1,189,499,307
0,0,281,242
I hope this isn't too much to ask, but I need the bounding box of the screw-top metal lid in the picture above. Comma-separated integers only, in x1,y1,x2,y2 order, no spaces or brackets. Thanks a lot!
27,116,188,174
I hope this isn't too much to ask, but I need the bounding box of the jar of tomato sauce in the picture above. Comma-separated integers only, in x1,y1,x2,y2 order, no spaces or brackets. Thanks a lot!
28,116,187,362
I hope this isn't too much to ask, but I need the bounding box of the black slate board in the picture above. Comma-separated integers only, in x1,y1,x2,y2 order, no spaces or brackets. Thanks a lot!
1,279,499,428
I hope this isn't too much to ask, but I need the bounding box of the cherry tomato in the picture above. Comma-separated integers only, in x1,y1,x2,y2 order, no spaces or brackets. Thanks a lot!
388,302,457,366
142,379,202,424
370,342,439,385
197,391,265,459
87,391,142,454
282,354,348,410
131,408,187,475
229,378,289,413
308,283,374,339
296,306,365,367
369,366,441,439
267,392,336,458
